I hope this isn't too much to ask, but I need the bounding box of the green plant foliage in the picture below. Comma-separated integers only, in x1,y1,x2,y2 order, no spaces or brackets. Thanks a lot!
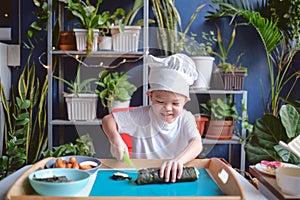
207,0,300,116
245,104,300,164
151,0,205,55
211,24,247,74
43,134,95,157
0,62,48,180
95,70,137,107
183,31,217,56
24,0,50,49
53,63,96,95
201,96,239,120
59,0,111,54
201,96,253,140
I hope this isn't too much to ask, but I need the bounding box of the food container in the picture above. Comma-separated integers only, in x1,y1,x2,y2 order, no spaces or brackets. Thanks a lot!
276,167,300,196
45,155,102,174
28,168,90,196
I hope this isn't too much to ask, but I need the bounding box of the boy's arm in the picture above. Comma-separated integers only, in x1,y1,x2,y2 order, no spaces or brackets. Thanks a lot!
102,113,129,160
175,136,203,164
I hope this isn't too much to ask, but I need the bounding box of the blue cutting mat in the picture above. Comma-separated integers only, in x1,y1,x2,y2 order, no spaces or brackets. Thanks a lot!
90,169,224,196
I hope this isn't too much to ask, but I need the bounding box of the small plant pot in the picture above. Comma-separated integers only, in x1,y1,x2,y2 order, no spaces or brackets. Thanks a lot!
195,116,209,137
110,26,141,52
190,56,215,90
205,120,234,140
59,31,76,50
74,28,99,51
64,93,98,121
98,36,112,50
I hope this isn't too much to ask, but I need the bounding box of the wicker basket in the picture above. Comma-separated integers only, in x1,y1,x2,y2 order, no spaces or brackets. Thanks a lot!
220,70,246,90
211,70,246,90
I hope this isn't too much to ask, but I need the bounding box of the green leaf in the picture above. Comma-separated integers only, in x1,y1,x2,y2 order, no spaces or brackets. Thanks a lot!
279,104,299,138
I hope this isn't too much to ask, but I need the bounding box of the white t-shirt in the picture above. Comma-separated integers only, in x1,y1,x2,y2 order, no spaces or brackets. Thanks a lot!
112,106,200,159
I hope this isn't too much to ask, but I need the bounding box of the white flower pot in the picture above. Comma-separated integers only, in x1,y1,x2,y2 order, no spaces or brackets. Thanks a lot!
108,100,130,113
98,36,112,50
74,28,99,51
110,26,141,52
190,56,215,90
64,93,98,121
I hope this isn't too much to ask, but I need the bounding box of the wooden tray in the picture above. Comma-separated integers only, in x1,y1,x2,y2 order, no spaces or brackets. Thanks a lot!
6,158,245,200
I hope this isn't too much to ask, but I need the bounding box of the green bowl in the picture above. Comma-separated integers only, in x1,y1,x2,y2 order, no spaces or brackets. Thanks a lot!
28,168,90,196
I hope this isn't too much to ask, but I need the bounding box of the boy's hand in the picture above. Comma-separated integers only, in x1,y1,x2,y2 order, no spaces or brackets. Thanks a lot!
159,160,184,183
110,140,129,161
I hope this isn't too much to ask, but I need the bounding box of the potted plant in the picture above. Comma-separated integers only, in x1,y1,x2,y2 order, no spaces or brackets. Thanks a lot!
200,96,240,140
109,0,155,52
95,70,137,113
59,0,111,54
151,0,206,55
194,113,209,137
184,30,217,90
210,25,247,90
53,64,97,121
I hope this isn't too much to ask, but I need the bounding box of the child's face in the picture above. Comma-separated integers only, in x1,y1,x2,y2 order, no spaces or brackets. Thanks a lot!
147,90,189,124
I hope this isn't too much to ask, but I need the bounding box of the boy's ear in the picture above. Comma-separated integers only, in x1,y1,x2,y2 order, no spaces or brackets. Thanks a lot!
146,91,153,101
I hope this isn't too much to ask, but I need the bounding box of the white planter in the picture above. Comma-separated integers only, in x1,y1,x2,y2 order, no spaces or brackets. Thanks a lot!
74,28,99,51
110,26,141,52
98,36,112,50
190,56,215,90
64,93,98,121
108,100,130,113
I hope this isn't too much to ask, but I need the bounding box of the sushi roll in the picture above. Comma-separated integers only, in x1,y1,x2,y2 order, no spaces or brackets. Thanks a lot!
135,167,199,185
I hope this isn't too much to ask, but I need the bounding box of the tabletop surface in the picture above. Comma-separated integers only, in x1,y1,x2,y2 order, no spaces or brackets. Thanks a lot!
249,165,300,200
2,158,267,200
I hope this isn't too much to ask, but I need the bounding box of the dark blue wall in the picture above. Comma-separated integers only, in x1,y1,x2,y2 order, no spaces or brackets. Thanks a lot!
16,1,274,124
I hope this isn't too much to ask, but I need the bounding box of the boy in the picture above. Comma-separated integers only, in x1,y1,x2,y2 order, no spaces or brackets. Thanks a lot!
102,53,203,183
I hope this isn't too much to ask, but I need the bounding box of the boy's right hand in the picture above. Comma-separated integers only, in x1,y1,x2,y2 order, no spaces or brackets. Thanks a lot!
110,140,129,161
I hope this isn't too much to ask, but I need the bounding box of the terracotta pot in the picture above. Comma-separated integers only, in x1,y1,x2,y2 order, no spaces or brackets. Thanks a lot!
59,31,76,50
205,120,234,140
195,116,209,137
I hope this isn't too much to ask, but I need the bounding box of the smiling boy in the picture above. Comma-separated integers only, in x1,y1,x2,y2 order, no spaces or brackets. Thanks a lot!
102,53,203,182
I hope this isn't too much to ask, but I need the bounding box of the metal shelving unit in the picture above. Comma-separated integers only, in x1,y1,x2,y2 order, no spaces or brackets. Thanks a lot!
47,0,246,170
191,89,247,170
47,0,150,149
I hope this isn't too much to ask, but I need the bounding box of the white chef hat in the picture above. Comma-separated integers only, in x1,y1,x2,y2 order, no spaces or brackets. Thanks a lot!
148,53,198,98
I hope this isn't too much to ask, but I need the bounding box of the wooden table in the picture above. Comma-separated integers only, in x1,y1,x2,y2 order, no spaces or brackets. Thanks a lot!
249,165,300,200
6,158,247,200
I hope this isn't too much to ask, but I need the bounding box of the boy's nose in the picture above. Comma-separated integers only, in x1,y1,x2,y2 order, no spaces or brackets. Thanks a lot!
164,104,172,110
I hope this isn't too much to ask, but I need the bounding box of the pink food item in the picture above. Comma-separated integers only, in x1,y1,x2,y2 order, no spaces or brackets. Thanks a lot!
260,160,282,168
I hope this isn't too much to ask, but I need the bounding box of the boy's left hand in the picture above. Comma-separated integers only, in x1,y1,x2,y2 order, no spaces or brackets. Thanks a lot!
159,160,184,183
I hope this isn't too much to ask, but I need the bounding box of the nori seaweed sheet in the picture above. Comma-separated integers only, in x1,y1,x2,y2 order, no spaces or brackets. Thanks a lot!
135,167,198,185
33,175,69,182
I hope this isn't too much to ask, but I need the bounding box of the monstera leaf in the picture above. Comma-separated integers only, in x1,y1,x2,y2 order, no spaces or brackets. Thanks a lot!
245,104,300,164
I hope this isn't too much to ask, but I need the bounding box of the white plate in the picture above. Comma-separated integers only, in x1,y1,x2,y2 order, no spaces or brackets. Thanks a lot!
255,162,300,176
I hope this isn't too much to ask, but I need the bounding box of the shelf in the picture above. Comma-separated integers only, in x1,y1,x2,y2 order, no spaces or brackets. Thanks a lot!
190,89,247,95
51,50,145,58
202,135,242,144
50,119,102,126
